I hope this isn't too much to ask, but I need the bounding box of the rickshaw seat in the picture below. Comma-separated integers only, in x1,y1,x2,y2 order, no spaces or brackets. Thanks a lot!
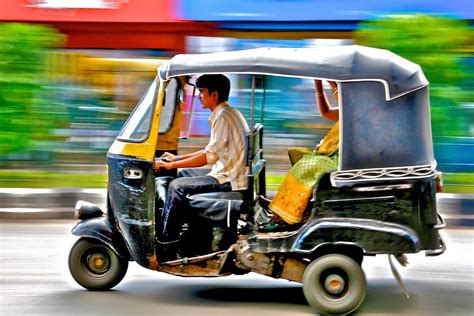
187,191,245,224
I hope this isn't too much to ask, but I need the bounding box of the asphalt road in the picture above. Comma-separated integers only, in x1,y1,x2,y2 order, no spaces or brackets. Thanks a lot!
0,220,473,315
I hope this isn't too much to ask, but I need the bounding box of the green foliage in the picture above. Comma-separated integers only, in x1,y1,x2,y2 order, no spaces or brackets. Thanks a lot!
0,23,66,157
0,169,106,188
355,15,473,137
442,173,474,193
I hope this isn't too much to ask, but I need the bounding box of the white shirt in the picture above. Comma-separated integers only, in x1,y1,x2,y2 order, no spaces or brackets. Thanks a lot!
204,102,249,190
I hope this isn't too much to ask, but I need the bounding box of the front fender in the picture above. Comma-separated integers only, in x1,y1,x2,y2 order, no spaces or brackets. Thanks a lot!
72,217,131,260
293,218,422,254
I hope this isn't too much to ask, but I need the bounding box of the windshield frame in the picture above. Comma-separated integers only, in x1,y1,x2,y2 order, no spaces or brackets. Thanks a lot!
117,77,159,143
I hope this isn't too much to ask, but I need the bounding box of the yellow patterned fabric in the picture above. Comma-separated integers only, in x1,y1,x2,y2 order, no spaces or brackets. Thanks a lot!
288,122,339,165
269,152,338,224
288,147,313,165
317,121,339,155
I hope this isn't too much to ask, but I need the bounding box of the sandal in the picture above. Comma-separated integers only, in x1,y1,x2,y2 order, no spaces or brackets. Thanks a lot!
258,195,272,209
258,219,299,232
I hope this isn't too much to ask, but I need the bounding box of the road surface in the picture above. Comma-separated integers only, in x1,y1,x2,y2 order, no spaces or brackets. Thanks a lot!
0,220,473,315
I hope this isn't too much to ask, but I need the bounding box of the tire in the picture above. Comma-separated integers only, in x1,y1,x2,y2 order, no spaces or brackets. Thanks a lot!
68,238,128,290
303,254,367,315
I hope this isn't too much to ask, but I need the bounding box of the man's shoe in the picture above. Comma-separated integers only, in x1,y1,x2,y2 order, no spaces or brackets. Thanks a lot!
156,239,182,263
160,252,182,263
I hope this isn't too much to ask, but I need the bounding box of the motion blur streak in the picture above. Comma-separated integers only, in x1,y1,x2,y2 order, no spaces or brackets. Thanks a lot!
0,4,472,202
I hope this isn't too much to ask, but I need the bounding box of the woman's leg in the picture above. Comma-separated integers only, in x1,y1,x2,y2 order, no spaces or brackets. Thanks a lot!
288,147,313,165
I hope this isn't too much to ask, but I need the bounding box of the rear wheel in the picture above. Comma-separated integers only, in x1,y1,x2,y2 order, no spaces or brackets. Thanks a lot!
68,238,128,290
303,254,367,314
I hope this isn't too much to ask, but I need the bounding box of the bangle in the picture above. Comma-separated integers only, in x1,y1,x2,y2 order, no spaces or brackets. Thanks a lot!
316,93,323,96
175,156,180,161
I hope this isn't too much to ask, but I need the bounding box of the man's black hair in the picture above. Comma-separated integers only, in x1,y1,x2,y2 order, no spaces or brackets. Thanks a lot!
196,74,230,103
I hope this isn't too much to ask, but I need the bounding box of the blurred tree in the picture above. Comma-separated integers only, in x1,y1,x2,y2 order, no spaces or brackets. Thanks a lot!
355,15,473,137
0,23,66,161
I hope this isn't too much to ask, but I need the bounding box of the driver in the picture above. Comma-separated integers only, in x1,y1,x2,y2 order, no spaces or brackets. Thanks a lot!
154,74,249,262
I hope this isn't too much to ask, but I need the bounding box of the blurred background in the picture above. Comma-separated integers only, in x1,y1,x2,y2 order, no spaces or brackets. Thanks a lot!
0,0,472,221
0,2,473,315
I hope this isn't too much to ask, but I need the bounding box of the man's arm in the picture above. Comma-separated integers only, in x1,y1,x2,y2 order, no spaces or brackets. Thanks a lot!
154,150,207,170
161,150,205,162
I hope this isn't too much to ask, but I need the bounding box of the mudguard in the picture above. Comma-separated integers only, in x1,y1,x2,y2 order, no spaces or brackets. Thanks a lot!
293,217,422,254
72,217,131,260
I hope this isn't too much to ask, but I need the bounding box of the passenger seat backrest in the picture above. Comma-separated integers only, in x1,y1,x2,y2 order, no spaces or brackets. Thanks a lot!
245,123,266,212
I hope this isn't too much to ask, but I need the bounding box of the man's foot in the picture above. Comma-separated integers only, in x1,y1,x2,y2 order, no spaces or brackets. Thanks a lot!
156,239,182,263
158,249,183,263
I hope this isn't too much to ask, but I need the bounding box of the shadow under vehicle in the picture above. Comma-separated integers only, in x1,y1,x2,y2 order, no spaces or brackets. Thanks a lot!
68,46,446,315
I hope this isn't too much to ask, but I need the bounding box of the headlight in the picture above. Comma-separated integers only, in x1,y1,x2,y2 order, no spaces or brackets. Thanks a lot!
75,200,104,220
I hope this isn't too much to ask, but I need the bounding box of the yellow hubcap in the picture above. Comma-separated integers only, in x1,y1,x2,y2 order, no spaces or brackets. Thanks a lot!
87,253,110,274
324,274,345,295
94,257,104,267
330,279,340,289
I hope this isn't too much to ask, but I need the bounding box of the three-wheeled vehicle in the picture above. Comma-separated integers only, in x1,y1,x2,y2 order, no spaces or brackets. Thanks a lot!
68,46,446,315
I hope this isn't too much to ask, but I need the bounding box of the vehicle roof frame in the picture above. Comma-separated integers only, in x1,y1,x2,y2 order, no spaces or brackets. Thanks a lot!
158,46,429,101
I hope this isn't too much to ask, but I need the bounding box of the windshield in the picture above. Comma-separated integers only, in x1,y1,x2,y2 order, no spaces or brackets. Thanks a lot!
118,78,158,142
159,78,179,133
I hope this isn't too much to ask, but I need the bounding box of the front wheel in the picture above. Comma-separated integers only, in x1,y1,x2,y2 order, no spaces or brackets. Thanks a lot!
303,254,367,315
68,238,128,290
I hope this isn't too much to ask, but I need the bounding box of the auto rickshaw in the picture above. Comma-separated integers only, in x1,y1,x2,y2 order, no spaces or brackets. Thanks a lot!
68,46,446,315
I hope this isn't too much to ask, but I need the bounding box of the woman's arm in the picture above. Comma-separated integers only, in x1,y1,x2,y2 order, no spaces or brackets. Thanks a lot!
315,80,339,122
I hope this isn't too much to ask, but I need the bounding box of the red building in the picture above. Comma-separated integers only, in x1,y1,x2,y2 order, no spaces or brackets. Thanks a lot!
0,0,216,53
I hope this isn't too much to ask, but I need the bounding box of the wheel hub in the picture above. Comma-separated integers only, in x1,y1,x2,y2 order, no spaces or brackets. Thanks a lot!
87,253,110,274
324,274,345,295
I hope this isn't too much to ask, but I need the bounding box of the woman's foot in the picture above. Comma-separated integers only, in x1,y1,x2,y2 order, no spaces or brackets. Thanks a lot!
258,214,299,232
258,219,299,232
258,195,272,209
256,196,301,232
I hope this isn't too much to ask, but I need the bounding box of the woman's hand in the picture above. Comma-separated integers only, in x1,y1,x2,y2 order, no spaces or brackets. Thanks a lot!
314,138,324,151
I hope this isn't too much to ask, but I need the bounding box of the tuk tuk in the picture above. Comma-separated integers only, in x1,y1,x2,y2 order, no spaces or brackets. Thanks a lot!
68,46,446,315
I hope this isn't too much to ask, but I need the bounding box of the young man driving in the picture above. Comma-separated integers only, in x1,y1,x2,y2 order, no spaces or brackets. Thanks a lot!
154,74,249,262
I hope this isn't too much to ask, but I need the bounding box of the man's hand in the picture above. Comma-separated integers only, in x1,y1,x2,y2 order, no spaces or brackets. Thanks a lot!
154,158,173,171
160,152,177,162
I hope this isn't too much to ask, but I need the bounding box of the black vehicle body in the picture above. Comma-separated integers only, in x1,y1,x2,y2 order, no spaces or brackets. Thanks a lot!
69,46,445,314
